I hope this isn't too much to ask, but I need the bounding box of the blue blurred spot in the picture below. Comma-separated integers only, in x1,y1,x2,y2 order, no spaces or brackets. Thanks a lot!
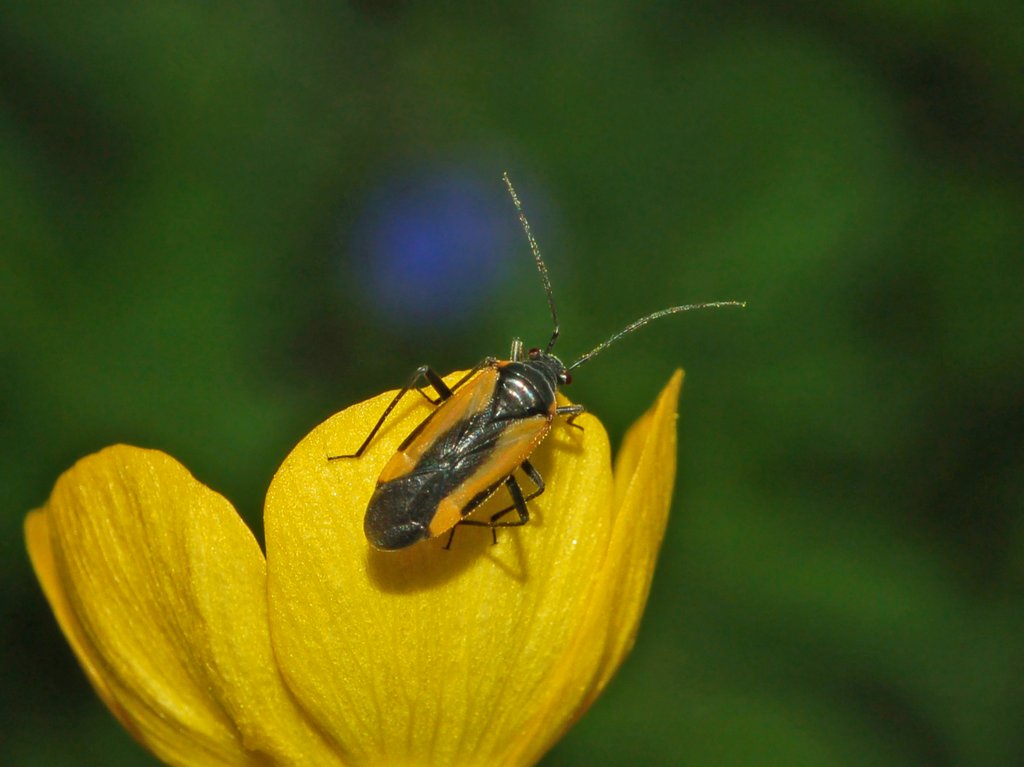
350,168,516,328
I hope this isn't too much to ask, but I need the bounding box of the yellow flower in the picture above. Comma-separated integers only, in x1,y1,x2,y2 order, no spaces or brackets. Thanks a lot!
26,370,683,767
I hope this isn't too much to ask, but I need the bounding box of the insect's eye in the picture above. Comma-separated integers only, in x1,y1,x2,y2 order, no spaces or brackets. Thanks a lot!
528,347,541,358
562,372,573,385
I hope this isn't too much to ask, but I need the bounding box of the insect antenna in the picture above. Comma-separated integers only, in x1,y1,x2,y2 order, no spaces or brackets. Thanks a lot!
503,172,561,353
568,301,747,371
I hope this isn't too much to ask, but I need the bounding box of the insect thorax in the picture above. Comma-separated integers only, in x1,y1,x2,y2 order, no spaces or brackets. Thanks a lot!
493,355,564,420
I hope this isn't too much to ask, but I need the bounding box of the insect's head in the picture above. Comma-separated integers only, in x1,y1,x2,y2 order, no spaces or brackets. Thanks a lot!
526,346,572,386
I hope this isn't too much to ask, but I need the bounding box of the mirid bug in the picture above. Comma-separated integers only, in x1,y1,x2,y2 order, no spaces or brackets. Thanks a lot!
331,173,744,550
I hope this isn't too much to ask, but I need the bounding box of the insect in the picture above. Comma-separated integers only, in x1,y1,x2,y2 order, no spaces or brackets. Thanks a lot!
330,173,744,550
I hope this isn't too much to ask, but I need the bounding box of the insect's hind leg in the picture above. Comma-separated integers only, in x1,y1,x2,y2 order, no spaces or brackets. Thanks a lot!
444,464,541,549
327,365,451,460
328,361,494,461
487,460,544,526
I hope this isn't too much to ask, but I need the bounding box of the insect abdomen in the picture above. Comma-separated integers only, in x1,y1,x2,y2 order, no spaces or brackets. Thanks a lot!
364,469,452,549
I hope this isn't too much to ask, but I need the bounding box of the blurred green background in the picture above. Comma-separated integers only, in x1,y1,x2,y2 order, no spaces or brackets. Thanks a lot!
3,2,1022,765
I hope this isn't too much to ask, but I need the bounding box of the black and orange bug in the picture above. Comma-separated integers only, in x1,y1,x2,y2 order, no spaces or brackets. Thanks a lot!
330,173,744,550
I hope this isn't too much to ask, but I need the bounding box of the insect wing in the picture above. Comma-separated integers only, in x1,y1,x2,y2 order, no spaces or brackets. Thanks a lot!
377,366,499,485
427,413,552,538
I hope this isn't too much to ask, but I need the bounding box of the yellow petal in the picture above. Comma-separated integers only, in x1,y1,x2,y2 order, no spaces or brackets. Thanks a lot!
596,367,683,686
504,370,684,766
265,370,681,766
25,509,137,734
26,446,340,767
598,368,682,681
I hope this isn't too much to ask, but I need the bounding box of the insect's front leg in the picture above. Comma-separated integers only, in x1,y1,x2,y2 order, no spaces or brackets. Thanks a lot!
328,365,451,460
557,404,586,431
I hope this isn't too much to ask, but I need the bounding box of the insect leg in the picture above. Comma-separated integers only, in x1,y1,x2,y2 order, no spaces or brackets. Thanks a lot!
328,359,497,461
445,358,497,395
557,404,586,431
444,472,534,549
489,474,531,542
487,460,545,525
416,367,455,405
327,365,450,460
509,337,526,361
